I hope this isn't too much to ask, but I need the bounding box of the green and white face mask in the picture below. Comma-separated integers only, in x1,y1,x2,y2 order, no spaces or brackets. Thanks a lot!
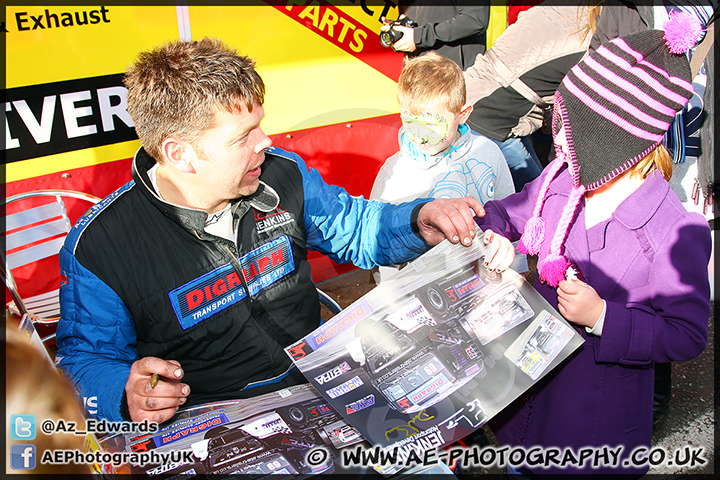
401,112,450,155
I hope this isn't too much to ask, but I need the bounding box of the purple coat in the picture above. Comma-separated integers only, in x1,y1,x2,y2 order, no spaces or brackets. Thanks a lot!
477,166,711,476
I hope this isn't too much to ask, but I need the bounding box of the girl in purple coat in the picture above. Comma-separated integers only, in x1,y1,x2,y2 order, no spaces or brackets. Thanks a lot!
476,12,712,478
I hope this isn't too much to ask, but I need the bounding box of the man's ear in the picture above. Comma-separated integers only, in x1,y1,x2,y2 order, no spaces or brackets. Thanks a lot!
160,138,196,174
458,104,474,124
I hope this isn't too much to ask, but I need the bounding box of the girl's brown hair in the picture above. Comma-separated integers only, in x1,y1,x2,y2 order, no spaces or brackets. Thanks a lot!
630,144,673,181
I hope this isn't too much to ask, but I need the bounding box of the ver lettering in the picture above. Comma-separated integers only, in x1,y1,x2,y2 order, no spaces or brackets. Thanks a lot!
4,87,133,150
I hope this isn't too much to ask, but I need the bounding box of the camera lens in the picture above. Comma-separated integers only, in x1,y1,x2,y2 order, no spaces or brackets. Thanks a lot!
380,30,397,48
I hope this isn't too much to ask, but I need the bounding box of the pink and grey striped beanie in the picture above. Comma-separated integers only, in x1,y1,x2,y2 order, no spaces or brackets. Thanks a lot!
519,12,701,286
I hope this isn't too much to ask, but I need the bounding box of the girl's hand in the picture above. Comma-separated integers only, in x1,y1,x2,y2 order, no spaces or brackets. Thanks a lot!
482,229,515,273
557,280,604,328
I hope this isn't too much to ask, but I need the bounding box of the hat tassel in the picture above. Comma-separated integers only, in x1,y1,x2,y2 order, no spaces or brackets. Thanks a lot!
518,216,545,255
538,253,571,287
538,183,586,287
518,156,566,255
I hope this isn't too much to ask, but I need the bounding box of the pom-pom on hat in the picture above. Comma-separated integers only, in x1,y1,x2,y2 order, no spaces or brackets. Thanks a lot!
519,12,699,286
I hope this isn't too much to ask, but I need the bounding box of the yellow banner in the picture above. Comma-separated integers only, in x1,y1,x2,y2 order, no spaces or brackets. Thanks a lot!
4,3,508,183
4,4,401,182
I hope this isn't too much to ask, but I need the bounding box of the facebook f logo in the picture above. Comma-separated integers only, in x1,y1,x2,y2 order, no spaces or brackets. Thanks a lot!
10,444,36,470
10,414,36,440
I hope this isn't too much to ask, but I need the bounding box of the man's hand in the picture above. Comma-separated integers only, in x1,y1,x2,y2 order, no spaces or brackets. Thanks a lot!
556,280,604,328
482,229,515,273
417,197,484,246
125,357,189,423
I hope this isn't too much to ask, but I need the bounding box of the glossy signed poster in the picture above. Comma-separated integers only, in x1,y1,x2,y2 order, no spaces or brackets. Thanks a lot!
286,237,584,457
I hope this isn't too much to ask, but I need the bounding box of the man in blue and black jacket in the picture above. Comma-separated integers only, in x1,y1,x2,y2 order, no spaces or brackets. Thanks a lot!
56,38,498,424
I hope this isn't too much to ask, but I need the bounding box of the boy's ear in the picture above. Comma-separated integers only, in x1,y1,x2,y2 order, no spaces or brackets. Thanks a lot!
458,104,474,124
160,138,197,174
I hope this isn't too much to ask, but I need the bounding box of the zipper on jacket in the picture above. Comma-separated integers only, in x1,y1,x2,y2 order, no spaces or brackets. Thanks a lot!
192,213,280,376
218,242,277,369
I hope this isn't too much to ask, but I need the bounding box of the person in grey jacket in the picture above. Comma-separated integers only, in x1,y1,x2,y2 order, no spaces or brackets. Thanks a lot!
381,0,490,70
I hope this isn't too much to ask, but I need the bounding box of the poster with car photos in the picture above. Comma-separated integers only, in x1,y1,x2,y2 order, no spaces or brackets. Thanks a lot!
100,384,368,477
286,236,584,459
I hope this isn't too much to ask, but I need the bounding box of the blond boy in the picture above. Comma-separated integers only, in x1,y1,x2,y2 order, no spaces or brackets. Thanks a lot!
371,52,525,280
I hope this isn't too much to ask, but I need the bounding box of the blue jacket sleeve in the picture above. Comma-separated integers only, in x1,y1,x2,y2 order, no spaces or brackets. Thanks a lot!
273,148,431,268
56,245,138,422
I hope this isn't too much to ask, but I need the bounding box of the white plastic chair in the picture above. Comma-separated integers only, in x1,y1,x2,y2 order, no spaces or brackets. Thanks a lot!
2,190,101,345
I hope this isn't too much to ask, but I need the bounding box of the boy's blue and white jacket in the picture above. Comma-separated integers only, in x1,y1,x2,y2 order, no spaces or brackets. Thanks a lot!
371,125,514,205
56,146,430,422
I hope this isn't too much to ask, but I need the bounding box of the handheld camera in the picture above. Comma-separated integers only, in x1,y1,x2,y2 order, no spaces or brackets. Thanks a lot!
380,17,418,47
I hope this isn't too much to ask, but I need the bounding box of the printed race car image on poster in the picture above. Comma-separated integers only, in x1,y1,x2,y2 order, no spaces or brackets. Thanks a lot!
98,384,366,478
351,303,487,414
286,235,584,460
201,416,332,476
